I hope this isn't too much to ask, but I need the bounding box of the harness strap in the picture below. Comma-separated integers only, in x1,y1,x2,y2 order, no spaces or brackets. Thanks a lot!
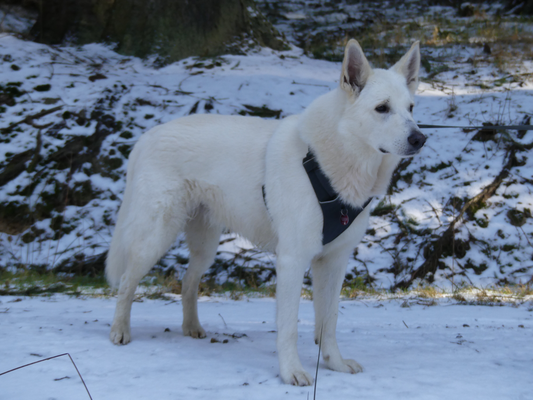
303,150,372,245
261,151,372,246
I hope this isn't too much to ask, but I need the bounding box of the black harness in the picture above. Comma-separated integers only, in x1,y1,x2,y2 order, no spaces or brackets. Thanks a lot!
302,151,372,245
263,150,372,246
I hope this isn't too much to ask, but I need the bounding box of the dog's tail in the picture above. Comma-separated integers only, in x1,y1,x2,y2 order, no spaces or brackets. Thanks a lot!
105,143,140,289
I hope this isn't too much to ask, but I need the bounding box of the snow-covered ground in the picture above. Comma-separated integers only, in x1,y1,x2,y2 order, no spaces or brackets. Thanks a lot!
1,294,532,399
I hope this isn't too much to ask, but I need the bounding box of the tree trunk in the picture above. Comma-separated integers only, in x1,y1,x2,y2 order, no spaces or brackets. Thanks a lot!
30,0,285,63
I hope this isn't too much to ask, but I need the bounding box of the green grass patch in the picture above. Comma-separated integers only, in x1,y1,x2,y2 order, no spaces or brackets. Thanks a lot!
1,270,531,307
0,269,108,296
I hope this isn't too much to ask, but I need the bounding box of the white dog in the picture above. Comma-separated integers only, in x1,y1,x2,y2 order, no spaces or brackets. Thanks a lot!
106,39,425,386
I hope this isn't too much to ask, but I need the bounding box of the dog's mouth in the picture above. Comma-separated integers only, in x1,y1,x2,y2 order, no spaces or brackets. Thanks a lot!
404,147,423,157
379,144,426,157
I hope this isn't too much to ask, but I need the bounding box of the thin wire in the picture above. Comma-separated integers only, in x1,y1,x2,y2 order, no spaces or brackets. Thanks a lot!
0,353,93,400
314,325,323,400
418,124,533,130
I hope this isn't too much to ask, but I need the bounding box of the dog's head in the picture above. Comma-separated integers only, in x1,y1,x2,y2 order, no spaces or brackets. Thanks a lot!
338,39,426,157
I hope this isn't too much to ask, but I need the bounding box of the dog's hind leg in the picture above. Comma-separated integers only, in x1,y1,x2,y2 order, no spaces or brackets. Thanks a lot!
312,249,363,374
109,189,186,345
181,207,222,338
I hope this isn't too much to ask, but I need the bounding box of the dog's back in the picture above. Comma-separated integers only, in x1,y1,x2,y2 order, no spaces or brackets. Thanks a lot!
106,114,280,288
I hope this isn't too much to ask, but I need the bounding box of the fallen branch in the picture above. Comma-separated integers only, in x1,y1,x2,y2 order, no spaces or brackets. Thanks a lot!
27,130,42,173
0,105,63,133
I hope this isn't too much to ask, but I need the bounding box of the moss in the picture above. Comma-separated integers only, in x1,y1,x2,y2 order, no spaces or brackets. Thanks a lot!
21,227,46,244
34,179,65,219
0,83,24,106
464,259,489,275
106,157,123,170
0,201,32,235
501,244,517,252
440,238,471,259
118,144,132,159
371,201,396,217
49,215,64,232
466,200,487,220
401,171,414,184
33,84,52,92
50,215,77,240
69,180,98,207
21,231,34,243
429,161,451,173
102,211,111,226
476,218,489,228
507,208,531,227
472,125,497,142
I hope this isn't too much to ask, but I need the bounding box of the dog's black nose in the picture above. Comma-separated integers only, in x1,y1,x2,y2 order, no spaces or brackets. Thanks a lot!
408,130,427,150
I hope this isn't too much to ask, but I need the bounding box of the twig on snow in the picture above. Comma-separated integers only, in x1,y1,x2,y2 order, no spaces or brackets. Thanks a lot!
218,313,227,328
0,353,93,400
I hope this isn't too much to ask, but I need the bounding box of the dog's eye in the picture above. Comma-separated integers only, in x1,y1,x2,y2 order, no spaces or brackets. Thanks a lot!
375,104,389,113
409,104,414,113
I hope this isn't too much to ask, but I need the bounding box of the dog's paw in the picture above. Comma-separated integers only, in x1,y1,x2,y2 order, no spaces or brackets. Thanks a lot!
281,368,314,386
326,357,363,374
110,324,131,345
182,322,206,339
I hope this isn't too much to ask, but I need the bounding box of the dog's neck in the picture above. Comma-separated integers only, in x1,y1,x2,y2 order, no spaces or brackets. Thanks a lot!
298,89,400,208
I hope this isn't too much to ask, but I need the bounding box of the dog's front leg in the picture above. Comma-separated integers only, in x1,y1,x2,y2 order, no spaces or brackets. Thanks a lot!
312,249,363,374
276,253,314,386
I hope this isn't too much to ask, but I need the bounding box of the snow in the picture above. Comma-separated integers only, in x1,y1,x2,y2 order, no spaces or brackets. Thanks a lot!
1,294,532,399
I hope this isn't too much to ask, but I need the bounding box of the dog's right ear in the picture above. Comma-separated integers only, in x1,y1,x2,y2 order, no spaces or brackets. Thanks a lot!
340,39,372,96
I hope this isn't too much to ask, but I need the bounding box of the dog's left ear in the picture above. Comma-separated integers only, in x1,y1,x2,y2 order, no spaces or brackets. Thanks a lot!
392,41,420,95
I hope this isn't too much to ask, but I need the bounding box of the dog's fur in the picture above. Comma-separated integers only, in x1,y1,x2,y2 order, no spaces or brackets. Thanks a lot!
106,39,425,386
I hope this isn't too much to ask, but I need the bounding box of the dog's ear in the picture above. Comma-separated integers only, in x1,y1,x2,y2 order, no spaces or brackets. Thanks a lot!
340,39,372,96
392,41,420,94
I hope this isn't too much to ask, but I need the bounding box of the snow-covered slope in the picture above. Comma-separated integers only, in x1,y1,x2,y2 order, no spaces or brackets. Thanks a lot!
0,29,532,288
